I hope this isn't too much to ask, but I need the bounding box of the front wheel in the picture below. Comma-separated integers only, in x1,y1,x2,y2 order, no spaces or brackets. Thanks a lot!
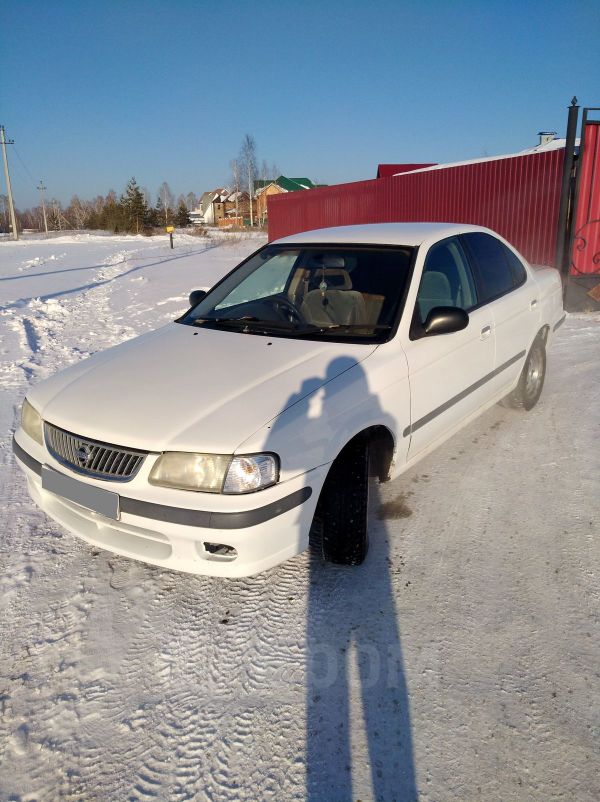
318,436,370,565
500,338,546,411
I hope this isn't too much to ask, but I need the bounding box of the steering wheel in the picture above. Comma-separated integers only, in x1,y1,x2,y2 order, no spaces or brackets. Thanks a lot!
269,296,304,325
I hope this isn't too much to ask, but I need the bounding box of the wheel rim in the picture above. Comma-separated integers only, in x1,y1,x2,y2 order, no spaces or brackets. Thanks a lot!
524,349,543,399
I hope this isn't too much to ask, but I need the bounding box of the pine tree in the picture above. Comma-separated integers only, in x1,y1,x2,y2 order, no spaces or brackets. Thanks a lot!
174,201,191,228
146,205,160,227
121,177,148,233
155,196,167,226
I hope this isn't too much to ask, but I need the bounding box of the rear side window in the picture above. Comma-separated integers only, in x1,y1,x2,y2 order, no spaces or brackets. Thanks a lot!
462,233,516,303
503,246,528,286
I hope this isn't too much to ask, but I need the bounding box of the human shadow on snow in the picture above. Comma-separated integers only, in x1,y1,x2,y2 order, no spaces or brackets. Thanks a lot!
266,356,417,801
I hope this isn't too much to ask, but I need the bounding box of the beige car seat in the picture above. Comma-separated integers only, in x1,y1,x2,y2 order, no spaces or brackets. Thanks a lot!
300,288,367,326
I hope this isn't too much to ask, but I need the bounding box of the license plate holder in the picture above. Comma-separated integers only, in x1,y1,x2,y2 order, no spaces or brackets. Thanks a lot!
41,465,120,520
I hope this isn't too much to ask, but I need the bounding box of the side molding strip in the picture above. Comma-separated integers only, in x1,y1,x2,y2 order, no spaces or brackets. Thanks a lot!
120,488,312,529
13,436,312,529
553,314,566,332
403,350,527,437
13,437,41,475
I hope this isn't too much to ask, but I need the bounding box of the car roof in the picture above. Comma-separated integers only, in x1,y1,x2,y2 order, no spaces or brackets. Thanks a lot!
272,222,494,247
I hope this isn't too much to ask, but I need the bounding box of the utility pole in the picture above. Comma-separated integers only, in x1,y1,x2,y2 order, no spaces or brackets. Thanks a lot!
37,180,48,234
0,125,19,240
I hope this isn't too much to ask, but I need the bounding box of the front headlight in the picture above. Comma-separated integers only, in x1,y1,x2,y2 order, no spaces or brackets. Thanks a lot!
21,398,44,445
148,452,279,494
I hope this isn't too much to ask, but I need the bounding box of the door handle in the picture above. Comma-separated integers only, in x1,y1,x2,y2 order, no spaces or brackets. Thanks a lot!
530,299,538,310
480,325,492,340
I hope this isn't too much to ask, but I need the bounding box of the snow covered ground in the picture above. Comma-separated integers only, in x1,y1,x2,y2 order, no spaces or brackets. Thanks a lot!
0,233,599,801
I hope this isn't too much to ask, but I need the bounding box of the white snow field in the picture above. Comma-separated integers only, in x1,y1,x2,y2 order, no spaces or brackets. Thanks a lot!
0,232,599,802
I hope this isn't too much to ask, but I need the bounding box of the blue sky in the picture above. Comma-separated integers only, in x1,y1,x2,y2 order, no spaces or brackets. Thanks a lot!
2,0,599,209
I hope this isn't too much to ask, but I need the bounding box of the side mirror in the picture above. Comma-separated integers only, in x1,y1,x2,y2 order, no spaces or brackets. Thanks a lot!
188,289,207,307
423,306,469,335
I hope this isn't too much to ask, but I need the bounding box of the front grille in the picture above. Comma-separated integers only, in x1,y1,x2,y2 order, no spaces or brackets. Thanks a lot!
44,422,147,481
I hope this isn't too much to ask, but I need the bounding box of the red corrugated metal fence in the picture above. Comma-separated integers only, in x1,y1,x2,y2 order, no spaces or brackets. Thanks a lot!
268,150,564,267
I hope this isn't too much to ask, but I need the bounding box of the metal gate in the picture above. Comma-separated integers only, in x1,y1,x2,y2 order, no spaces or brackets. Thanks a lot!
571,114,600,276
555,104,600,309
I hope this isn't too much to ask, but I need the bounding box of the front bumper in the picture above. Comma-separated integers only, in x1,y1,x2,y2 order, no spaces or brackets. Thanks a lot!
13,433,325,577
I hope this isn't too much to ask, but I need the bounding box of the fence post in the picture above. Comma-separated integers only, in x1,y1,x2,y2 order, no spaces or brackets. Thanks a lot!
555,98,579,287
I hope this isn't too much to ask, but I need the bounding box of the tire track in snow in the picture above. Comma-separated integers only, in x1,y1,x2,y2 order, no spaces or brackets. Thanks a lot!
0,243,190,800
123,559,309,801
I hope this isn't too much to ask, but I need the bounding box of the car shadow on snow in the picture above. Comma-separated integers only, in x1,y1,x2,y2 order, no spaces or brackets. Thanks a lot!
265,357,418,800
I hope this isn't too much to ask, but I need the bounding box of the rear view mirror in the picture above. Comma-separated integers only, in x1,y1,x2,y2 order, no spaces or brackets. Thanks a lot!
423,306,469,335
189,289,207,307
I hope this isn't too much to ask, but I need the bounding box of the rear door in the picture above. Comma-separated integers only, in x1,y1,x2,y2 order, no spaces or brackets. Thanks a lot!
403,236,495,459
461,233,539,397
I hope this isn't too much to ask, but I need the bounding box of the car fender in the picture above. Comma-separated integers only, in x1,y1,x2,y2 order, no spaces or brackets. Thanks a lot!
235,344,411,483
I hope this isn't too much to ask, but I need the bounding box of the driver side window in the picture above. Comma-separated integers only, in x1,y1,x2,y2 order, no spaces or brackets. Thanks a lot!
416,236,478,323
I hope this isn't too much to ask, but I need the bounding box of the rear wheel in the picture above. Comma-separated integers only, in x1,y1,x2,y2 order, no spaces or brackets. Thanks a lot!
500,337,546,411
318,436,370,565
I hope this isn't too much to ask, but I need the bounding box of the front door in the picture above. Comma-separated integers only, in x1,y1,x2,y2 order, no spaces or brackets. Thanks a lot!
402,236,495,459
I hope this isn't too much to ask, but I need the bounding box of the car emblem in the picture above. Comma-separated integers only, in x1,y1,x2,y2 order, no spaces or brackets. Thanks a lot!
75,444,93,465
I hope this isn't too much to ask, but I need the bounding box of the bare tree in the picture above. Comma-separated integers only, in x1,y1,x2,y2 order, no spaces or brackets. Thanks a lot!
68,195,91,229
48,199,64,231
186,191,198,210
0,194,8,232
239,134,257,226
157,182,175,225
230,158,242,221
91,195,105,214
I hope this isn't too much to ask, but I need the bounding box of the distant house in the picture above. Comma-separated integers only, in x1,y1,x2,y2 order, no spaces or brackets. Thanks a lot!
191,176,324,227
221,191,251,227
189,189,229,226
255,182,286,223
255,175,323,222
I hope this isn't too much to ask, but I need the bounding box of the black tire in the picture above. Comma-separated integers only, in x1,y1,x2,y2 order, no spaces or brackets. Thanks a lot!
500,337,546,411
318,436,370,565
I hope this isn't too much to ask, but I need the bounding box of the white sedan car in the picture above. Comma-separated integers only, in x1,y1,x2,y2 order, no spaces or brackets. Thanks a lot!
14,223,565,576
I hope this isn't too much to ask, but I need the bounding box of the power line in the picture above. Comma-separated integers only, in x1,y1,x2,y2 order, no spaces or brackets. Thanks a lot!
8,150,32,187
13,145,37,186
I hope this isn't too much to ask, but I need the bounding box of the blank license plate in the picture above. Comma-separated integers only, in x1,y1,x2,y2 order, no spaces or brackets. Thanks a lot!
42,465,120,520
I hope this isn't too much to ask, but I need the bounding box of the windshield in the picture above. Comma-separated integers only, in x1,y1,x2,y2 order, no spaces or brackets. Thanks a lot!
179,243,415,342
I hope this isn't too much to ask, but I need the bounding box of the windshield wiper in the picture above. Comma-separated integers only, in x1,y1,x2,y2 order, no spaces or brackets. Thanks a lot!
193,317,296,334
192,318,392,338
278,323,392,337
321,324,392,331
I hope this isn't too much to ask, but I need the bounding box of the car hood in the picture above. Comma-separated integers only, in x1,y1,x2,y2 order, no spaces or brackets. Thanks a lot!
29,323,377,453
